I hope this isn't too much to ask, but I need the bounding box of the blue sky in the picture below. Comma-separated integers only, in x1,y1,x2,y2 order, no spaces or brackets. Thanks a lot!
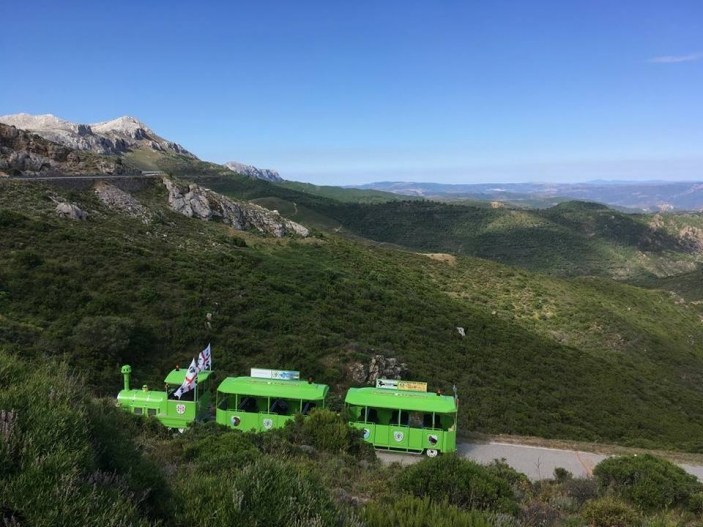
1,1,701,185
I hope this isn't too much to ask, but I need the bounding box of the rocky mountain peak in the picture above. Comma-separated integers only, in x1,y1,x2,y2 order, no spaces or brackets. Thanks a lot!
0,113,80,133
224,161,283,182
0,113,196,159
91,116,151,135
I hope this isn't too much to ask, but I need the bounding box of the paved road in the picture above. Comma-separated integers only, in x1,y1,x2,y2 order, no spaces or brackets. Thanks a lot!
377,441,703,481
4,174,161,181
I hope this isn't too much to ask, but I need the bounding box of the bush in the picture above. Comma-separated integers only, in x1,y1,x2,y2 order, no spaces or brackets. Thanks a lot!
520,500,562,527
593,455,702,510
174,456,339,527
0,352,159,527
284,409,374,459
581,497,639,527
562,478,600,506
398,454,518,514
364,495,493,527
181,424,260,472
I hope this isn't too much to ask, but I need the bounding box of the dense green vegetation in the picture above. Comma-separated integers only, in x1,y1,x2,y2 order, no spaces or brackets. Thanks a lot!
2,180,703,450
181,173,703,279
4,176,703,525
279,180,415,204
3,355,702,526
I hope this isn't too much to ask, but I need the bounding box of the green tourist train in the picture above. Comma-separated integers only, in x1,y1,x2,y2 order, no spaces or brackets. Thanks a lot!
215,368,329,431
117,363,458,456
345,380,458,457
116,365,213,432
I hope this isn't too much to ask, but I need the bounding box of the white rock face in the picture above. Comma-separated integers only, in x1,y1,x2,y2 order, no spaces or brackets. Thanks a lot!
94,182,152,223
0,113,196,158
162,178,308,237
55,202,88,220
224,161,283,182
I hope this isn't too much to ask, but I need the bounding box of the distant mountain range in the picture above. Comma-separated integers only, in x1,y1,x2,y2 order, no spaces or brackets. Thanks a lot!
355,180,703,212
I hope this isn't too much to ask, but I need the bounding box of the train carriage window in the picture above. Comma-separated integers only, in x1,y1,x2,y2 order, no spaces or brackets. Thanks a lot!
406,412,424,428
269,398,291,415
423,413,436,429
439,414,455,431
238,396,258,412
366,408,378,423
376,408,392,425
147,408,157,417
396,411,410,426
302,401,318,415
134,407,143,415
217,394,229,410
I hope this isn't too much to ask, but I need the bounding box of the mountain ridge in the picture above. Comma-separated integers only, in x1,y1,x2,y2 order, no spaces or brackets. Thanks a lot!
355,180,703,212
0,112,196,159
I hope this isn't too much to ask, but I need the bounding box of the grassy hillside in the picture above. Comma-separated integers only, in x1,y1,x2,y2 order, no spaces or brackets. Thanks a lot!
3,179,703,450
279,180,415,204
308,200,703,279
173,174,703,279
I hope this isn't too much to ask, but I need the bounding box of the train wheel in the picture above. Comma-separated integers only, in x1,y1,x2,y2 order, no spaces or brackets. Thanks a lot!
426,448,438,458
178,428,185,434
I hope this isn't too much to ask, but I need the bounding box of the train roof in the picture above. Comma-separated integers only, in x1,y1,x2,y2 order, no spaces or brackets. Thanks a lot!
345,387,457,413
164,369,212,385
217,376,328,400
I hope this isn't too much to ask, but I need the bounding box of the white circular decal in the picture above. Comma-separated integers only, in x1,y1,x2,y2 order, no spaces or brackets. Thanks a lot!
393,431,404,442
363,428,371,440
263,418,273,430
176,404,186,415
231,415,241,427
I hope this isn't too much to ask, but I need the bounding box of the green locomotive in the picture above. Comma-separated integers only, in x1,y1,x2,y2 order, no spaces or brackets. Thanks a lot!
116,365,213,431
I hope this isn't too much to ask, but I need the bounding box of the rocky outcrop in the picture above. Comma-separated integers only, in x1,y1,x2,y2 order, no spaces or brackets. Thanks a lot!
162,178,308,237
347,354,408,385
0,123,130,177
55,202,87,220
678,225,703,253
0,113,196,159
94,181,152,223
224,161,283,182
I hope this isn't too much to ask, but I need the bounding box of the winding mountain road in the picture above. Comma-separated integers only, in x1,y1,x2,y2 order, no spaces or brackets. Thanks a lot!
377,441,703,481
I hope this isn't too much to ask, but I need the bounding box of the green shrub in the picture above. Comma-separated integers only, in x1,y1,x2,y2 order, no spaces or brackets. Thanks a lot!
686,492,703,515
485,458,533,498
593,455,702,510
284,409,374,459
174,456,339,527
562,478,600,506
520,500,562,527
181,424,260,472
581,497,639,527
398,454,518,514
364,495,493,527
0,352,160,526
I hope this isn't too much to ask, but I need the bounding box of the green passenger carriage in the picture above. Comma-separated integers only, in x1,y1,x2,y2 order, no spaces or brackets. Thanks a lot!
345,381,458,457
216,369,329,432
116,365,213,431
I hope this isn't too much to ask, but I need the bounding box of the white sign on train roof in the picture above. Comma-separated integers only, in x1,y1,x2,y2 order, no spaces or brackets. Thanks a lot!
251,368,300,380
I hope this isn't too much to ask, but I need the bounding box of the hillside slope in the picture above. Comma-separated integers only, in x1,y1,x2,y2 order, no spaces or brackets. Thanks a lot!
3,179,703,450
182,175,703,279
